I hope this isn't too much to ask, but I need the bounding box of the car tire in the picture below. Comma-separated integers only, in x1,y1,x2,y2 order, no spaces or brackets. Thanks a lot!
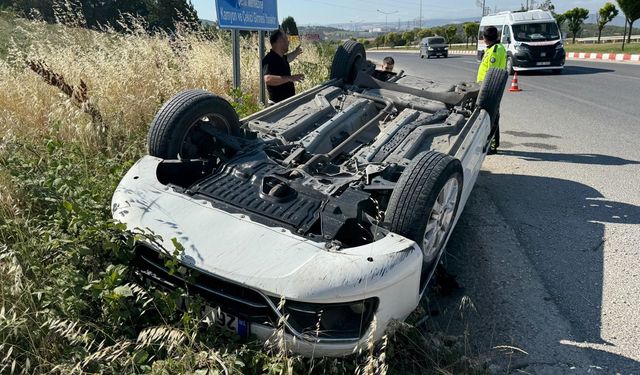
476,68,509,123
148,89,241,159
444,53,449,58
385,151,463,268
506,56,515,75
330,40,366,84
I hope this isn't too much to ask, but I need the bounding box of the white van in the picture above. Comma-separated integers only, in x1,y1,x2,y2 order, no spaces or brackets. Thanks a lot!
478,10,565,74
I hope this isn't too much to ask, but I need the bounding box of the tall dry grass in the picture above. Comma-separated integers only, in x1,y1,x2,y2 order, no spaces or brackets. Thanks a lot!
0,16,330,154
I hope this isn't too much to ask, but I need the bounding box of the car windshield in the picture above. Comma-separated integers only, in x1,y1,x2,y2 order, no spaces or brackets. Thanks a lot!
428,37,445,44
512,22,560,42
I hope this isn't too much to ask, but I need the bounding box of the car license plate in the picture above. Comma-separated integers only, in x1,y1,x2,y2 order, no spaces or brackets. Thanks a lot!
536,61,551,66
203,305,251,338
540,52,547,57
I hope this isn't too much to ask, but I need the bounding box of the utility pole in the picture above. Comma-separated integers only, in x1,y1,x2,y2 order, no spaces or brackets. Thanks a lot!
419,0,422,28
377,9,398,32
482,0,486,16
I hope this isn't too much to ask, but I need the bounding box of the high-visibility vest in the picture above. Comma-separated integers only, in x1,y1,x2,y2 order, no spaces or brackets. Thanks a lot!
477,43,507,82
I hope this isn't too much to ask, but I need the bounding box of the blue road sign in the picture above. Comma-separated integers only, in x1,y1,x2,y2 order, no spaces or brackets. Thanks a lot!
216,0,279,31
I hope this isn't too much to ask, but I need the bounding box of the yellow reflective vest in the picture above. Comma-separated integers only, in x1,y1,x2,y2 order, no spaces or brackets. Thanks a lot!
477,43,507,82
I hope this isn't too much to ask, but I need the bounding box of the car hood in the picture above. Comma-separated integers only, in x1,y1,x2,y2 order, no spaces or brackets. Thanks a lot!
112,156,422,301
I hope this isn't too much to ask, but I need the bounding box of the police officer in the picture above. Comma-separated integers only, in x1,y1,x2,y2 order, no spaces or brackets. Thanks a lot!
477,26,507,154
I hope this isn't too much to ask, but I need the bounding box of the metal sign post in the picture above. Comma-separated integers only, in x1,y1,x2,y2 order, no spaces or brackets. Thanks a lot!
215,0,278,102
231,29,241,89
258,30,266,105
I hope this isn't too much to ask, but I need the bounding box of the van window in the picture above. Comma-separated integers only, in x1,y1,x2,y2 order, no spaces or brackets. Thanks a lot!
512,22,559,42
501,26,511,44
427,37,445,44
478,25,502,41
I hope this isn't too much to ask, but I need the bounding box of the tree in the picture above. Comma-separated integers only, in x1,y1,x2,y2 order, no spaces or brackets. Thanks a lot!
464,22,479,47
596,3,619,43
401,30,415,46
563,8,589,43
537,0,555,12
374,34,385,48
554,13,566,33
617,0,640,43
444,25,457,45
416,28,433,39
384,32,402,47
281,16,298,35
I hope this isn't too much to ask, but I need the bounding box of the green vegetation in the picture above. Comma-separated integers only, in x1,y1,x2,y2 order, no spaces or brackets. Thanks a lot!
281,16,299,36
564,42,640,53
1,0,199,31
0,11,484,375
617,0,640,43
564,7,591,43
597,3,619,43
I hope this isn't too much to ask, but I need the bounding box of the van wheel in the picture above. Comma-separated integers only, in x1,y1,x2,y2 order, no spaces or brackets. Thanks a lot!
507,56,515,75
148,90,241,160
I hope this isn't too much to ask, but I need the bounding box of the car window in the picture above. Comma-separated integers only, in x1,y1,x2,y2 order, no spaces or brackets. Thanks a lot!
428,37,445,44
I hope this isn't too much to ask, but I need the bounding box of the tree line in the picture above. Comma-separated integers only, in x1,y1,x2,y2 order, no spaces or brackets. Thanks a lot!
370,0,639,50
370,23,481,48
556,0,638,48
0,0,200,31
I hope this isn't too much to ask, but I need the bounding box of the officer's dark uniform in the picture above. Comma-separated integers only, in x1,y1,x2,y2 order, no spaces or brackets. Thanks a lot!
262,50,295,103
477,42,507,152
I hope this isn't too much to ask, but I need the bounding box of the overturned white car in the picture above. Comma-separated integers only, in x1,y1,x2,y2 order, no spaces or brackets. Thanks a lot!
112,41,508,356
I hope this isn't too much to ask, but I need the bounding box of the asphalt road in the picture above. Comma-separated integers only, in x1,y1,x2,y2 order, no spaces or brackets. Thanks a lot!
369,52,640,373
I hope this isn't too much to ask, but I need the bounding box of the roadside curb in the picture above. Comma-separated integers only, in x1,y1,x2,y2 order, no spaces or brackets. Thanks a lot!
370,49,640,63
566,51,640,62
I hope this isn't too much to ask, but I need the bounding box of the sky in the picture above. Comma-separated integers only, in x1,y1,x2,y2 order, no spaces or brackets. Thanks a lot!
191,0,609,26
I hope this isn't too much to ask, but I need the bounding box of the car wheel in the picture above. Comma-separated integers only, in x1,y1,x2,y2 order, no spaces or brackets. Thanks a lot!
506,56,515,75
444,53,449,58
330,40,366,84
476,68,509,123
148,89,241,159
385,151,463,270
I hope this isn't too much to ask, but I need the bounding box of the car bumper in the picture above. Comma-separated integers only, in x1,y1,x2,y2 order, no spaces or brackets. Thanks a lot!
112,156,424,355
513,51,565,70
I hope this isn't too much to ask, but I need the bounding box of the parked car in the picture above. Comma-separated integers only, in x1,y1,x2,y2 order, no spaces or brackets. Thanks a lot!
420,37,449,59
111,41,508,356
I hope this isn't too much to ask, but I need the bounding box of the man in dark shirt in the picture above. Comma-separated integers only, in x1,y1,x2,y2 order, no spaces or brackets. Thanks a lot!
262,29,304,103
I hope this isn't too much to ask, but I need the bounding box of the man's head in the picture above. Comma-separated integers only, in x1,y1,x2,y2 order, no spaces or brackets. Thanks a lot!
483,26,499,45
270,29,289,55
382,56,395,72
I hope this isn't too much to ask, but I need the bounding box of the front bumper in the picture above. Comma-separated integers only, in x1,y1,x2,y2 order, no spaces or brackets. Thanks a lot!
112,156,424,356
513,47,565,70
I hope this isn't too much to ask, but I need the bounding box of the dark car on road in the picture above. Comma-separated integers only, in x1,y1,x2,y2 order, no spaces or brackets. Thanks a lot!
420,37,449,59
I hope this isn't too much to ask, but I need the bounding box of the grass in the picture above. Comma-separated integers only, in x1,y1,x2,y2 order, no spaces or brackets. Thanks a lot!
0,10,487,375
563,42,640,54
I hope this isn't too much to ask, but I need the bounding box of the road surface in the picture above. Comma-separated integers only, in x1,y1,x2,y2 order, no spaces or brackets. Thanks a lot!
369,52,640,373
